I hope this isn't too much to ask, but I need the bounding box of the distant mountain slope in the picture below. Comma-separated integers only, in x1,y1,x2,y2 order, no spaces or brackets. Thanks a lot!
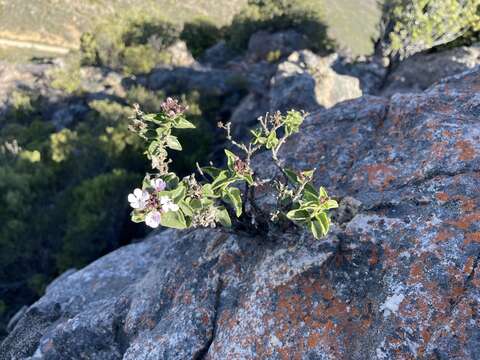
0,0,379,57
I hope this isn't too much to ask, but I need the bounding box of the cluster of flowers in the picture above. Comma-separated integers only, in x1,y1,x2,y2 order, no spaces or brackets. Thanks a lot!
128,178,179,228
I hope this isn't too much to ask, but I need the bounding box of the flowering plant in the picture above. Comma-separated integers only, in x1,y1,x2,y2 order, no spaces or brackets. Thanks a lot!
128,98,338,238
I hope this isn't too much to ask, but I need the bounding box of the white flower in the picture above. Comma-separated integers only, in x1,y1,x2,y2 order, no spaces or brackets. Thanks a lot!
151,178,166,192
160,196,179,212
128,188,150,210
145,211,162,228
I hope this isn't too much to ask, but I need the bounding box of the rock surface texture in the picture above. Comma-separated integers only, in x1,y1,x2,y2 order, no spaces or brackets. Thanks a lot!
381,45,480,96
2,68,480,359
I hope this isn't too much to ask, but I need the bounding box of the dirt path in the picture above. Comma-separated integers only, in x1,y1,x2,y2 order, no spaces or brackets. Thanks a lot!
0,38,71,55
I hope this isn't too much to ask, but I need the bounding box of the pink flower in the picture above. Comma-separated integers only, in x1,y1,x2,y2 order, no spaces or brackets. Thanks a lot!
145,211,162,228
128,188,149,210
151,178,167,192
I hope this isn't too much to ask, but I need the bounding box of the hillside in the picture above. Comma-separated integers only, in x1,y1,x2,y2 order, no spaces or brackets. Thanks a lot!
0,0,379,58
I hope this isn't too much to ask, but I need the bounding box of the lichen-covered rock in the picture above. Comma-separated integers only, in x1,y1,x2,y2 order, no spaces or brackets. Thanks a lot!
2,68,479,360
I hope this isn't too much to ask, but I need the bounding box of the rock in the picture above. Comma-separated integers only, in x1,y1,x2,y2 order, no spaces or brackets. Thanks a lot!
381,45,480,96
163,41,196,68
200,40,236,68
229,93,270,140
247,30,309,62
270,50,362,112
2,68,480,360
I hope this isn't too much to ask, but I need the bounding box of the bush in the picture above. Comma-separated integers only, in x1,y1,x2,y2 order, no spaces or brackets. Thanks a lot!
79,11,182,74
225,0,335,53
376,0,480,63
180,18,223,58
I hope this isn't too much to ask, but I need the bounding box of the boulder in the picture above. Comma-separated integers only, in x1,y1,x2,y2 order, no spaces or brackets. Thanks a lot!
381,45,480,96
247,30,309,63
2,68,480,360
270,50,362,112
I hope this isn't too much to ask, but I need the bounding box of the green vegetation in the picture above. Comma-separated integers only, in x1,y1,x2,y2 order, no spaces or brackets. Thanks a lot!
225,0,335,53
0,83,220,337
377,0,480,64
129,100,338,237
80,12,181,74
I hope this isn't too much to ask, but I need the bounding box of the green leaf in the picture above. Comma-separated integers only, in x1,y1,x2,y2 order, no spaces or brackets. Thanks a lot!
224,149,236,171
284,168,299,185
302,190,318,202
163,173,179,188
202,166,222,179
304,183,318,197
316,212,330,236
266,130,279,149
147,140,159,154
223,187,242,217
286,208,310,221
319,187,328,198
216,207,232,227
131,211,145,223
309,219,325,239
189,198,202,209
179,200,194,217
160,210,187,229
167,184,186,203
173,117,195,129
165,135,182,151
211,170,237,191
324,199,339,209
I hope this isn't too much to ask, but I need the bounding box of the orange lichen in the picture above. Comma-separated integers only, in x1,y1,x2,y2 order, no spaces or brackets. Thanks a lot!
364,163,397,189
435,192,449,202
456,140,476,161
464,232,480,245
449,212,480,230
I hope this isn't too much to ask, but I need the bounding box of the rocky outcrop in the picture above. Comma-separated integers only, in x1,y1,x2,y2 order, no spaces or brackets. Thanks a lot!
270,50,362,112
247,30,309,63
2,67,479,359
381,45,480,96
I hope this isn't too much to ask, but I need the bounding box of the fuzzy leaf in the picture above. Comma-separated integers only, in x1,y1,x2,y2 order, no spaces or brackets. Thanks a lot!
160,210,187,229
223,187,242,217
216,207,232,227
224,149,236,171
173,117,195,129
286,208,310,221
166,135,182,151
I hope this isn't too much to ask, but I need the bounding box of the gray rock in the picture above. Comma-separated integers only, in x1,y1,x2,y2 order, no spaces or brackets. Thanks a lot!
2,66,480,360
381,45,480,96
270,50,362,112
247,30,309,63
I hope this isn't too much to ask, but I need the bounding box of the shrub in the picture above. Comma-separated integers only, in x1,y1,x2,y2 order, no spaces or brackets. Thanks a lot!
128,98,338,239
50,58,83,94
180,18,223,58
225,0,335,53
376,0,480,63
79,11,182,74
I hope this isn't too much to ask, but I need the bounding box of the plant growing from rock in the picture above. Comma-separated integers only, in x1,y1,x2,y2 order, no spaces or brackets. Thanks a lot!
128,98,338,238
